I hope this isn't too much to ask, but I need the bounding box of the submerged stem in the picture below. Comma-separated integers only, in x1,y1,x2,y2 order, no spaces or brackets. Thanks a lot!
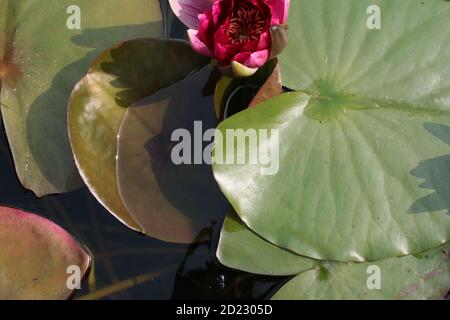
77,270,169,300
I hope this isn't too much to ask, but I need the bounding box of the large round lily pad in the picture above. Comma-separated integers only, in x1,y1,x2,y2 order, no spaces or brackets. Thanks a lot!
68,38,208,231
213,91,450,261
213,0,450,261
0,206,90,299
0,0,163,196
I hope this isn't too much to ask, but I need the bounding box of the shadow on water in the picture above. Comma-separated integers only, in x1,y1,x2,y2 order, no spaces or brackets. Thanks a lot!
26,22,162,192
408,123,450,215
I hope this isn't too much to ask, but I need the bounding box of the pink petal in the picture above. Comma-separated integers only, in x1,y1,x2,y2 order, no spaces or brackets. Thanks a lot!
233,49,270,68
169,0,215,29
196,11,215,49
211,0,229,25
256,31,272,51
214,42,232,65
266,0,291,24
188,29,214,57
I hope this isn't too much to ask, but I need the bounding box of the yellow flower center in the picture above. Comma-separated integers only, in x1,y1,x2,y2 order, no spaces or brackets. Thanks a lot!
227,4,266,44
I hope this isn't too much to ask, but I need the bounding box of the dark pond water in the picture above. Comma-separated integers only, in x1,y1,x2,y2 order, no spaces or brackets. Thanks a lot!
0,0,286,300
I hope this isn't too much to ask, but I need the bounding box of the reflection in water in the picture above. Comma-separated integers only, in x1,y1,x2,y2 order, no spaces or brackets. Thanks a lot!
408,123,450,215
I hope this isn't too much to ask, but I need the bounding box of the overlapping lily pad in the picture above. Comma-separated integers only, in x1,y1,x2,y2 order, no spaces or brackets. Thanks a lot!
217,210,450,299
68,38,208,232
217,210,316,276
213,0,450,261
0,206,90,299
272,243,450,300
116,66,229,243
0,0,163,196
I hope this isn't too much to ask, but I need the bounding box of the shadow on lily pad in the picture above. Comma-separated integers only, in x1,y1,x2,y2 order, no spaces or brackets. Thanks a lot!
26,22,162,194
116,66,230,243
408,122,450,215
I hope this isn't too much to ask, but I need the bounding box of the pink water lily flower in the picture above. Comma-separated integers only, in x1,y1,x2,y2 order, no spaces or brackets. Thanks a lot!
169,0,290,77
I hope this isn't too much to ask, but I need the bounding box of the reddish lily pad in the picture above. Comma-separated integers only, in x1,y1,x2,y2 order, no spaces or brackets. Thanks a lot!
0,206,90,299
249,64,282,108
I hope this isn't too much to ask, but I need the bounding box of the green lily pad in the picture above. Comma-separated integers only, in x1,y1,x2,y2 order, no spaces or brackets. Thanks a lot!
213,92,450,261
116,66,229,243
213,1,450,261
68,38,208,231
0,0,163,196
282,0,450,108
0,206,90,299
217,210,317,276
272,243,450,300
